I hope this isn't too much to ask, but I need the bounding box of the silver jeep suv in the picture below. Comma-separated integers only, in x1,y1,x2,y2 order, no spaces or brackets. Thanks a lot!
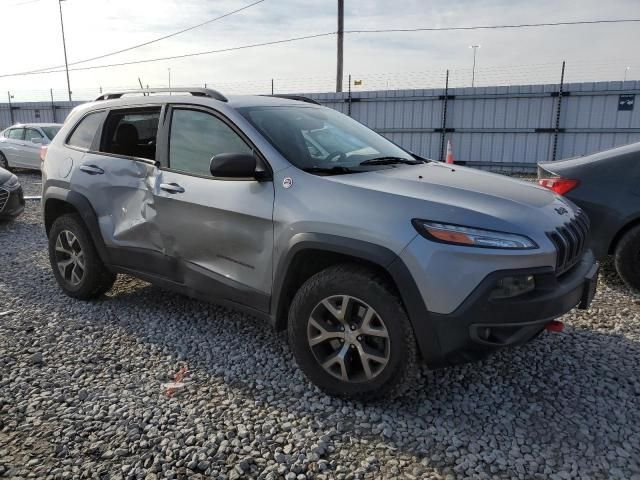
42,88,599,399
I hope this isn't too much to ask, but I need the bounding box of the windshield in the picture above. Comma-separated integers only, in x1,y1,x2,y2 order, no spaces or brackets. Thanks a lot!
238,106,421,173
41,126,61,140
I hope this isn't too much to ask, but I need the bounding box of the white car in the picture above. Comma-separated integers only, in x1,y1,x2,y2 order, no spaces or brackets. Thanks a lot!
0,123,62,170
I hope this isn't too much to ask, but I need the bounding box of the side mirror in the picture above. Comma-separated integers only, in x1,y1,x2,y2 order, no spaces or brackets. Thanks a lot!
209,152,257,178
31,137,43,144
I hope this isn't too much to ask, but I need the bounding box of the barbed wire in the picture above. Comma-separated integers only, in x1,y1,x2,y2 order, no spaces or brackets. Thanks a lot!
2,60,639,103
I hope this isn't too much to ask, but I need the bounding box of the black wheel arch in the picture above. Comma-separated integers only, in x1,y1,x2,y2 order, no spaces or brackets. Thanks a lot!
271,233,442,363
43,185,111,265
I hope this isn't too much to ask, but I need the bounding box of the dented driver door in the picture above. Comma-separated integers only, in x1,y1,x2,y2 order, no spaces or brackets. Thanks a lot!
152,105,275,313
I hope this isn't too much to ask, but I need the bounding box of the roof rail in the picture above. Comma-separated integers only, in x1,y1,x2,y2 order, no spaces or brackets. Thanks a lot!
95,87,227,102
263,94,321,105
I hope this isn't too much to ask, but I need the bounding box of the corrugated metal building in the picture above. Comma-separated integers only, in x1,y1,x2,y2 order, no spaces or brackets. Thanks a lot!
1,80,639,170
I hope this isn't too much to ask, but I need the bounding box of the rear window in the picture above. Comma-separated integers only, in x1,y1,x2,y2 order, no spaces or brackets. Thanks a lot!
41,126,61,140
67,111,107,150
100,108,160,161
25,129,43,142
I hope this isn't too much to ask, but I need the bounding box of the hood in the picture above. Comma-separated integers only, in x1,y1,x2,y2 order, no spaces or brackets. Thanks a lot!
325,162,577,235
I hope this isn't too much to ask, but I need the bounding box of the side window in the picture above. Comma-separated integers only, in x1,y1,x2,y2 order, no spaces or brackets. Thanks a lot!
101,109,160,161
8,128,24,140
67,111,107,150
169,109,252,176
25,129,43,142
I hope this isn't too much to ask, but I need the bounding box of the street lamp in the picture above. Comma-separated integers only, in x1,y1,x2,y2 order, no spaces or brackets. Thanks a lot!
469,44,480,87
58,0,72,102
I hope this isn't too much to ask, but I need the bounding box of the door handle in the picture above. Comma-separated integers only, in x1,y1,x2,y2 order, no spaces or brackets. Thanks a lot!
80,164,105,175
160,182,185,194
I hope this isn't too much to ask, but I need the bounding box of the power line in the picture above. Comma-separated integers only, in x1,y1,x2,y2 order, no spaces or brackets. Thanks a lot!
0,32,337,78
2,18,640,79
344,18,640,34
7,0,266,77
7,0,42,7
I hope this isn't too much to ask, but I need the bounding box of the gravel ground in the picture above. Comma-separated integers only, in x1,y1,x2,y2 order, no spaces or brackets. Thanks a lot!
1,171,639,480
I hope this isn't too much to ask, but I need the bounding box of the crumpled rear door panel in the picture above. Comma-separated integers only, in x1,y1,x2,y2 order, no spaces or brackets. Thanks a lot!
70,152,166,272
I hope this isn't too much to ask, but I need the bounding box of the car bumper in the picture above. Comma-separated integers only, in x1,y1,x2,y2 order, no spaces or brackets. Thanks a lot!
424,249,598,367
0,185,25,219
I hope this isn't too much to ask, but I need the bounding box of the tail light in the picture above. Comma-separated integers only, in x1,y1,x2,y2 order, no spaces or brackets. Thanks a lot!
39,145,48,162
538,177,579,195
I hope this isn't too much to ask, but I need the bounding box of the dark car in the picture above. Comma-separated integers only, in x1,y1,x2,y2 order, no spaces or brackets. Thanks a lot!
538,142,640,291
0,166,24,220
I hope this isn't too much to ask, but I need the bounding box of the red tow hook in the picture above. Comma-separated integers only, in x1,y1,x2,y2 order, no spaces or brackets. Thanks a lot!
545,320,564,332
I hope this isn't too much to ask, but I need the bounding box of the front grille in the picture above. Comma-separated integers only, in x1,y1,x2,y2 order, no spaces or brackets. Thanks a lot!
0,187,8,213
547,208,590,275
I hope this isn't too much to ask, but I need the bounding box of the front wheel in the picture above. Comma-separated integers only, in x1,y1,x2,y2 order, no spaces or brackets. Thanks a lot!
48,214,116,299
0,151,9,170
614,224,640,292
288,264,419,400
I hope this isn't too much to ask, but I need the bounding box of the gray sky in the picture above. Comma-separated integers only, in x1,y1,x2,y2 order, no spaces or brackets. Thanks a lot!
2,0,640,101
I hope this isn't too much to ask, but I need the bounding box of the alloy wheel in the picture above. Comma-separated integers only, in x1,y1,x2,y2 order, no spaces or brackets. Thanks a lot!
54,230,85,286
307,295,390,382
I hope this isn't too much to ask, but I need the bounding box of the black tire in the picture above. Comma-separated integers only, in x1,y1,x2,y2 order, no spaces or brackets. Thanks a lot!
288,264,419,400
614,224,640,292
0,151,9,170
48,213,116,299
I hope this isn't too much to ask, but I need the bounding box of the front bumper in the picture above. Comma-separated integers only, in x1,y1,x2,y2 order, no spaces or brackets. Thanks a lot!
0,185,25,219
426,249,597,366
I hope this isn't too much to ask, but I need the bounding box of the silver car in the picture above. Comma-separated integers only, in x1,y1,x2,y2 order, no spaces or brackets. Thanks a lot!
0,123,62,170
41,88,598,400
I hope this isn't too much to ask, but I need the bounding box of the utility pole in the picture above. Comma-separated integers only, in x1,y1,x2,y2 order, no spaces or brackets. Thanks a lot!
469,45,480,87
336,0,344,93
168,68,171,95
58,0,72,102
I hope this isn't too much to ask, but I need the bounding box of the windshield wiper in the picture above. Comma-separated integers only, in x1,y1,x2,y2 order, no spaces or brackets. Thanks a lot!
302,166,358,175
359,156,423,166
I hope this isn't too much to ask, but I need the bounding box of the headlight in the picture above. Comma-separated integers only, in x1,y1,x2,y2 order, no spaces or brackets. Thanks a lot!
2,175,19,189
412,220,537,249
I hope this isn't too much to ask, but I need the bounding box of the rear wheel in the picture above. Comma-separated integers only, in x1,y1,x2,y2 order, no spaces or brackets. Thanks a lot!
48,214,116,299
288,264,419,400
0,151,9,170
614,224,640,292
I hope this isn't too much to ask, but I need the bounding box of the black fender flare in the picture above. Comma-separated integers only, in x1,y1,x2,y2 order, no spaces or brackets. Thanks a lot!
271,233,442,363
43,185,111,265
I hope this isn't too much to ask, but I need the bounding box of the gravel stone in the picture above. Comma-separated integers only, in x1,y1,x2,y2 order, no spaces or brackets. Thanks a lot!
29,351,43,365
0,171,639,479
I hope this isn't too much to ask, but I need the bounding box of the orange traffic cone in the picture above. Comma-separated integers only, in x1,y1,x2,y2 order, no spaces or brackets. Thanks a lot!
446,140,455,164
